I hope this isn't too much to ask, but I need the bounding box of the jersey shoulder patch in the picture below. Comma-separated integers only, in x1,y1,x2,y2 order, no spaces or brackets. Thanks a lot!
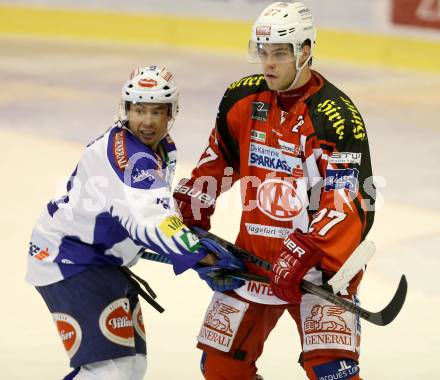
107,126,167,190
307,77,367,145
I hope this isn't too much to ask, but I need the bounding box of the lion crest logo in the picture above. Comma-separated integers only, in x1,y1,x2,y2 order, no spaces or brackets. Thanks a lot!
204,301,240,336
304,305,351,334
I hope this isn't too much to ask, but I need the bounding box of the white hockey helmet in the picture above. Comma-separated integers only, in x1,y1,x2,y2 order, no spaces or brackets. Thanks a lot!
120,65,179,128
248,2,316,64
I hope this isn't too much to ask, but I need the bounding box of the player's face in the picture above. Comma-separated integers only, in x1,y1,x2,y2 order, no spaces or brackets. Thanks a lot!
127,103,171,150
259,43,297,91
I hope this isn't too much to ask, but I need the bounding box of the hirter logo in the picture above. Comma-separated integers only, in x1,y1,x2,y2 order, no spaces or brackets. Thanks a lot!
138,78,158,88
52,313,82,359
257,179,303,221
99,298,135,347
132,303,146,341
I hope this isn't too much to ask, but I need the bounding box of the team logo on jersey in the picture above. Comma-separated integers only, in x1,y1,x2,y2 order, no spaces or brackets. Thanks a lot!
198,293,248,353
132,303,146,342
250,129,266,142
249,142,292,174
99,298,135,347
138,78,157,88
329,152,362,165
301,301,357,353
325,168,359,193
52,313,82,358
132,167,156,185
256,179,303,221
251,101,270,121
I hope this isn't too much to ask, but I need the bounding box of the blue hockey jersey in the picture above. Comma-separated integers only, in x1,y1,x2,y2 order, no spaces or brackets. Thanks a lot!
26,123,206,286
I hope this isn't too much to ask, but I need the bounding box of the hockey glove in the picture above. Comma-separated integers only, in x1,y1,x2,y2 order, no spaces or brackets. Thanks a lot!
269,230,324,303
193,237,245,292
173,178,215,231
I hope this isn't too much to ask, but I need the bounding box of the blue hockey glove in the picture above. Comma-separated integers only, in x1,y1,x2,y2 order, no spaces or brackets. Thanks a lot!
193,237,246,292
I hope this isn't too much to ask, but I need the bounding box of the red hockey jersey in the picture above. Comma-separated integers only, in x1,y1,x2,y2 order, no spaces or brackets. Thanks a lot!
187,71,375,276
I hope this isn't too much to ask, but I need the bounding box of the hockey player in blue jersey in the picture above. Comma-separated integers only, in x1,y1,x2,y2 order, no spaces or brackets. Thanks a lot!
26,65,245,380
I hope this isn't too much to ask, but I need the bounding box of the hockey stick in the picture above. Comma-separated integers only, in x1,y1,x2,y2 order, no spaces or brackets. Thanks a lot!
192,228,407,326
140,233,402,325
141,250,268,283
141,239,374,293
141,246,405,326
325,240,375,293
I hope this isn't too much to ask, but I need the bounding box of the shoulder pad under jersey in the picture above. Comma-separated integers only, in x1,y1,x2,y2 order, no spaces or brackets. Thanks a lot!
221,74,268,107
214,74,269,172
107,126,168,190
306,76,368,147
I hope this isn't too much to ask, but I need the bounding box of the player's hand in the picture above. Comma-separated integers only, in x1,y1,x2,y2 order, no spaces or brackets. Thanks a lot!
173,178,215,231
269,230,323,303
193,237,245,292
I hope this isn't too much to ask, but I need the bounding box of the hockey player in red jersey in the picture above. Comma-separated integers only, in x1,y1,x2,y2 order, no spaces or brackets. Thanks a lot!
173,2,375,379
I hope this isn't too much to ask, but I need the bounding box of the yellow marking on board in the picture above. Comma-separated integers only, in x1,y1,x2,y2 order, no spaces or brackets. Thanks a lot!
0,5,439,73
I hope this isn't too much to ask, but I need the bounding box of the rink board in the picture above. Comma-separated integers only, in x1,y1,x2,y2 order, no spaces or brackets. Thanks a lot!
1,4,440,73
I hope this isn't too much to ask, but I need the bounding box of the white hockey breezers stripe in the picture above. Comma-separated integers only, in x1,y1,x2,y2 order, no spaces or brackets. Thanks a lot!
327,240,376,294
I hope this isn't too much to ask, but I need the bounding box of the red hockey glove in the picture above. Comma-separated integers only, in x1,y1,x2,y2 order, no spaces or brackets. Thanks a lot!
269,230,324,303
173,178,216,231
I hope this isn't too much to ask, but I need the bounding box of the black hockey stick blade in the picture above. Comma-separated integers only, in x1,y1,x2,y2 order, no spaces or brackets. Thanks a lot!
226,272,408,326
302,275,407,326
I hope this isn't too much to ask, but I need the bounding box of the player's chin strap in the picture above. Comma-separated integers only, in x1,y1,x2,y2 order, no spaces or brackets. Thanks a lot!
121,267,165,313
280,52,312,92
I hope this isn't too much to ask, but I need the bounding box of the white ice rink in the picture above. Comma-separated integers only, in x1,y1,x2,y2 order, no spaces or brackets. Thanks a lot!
1,37,440,379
